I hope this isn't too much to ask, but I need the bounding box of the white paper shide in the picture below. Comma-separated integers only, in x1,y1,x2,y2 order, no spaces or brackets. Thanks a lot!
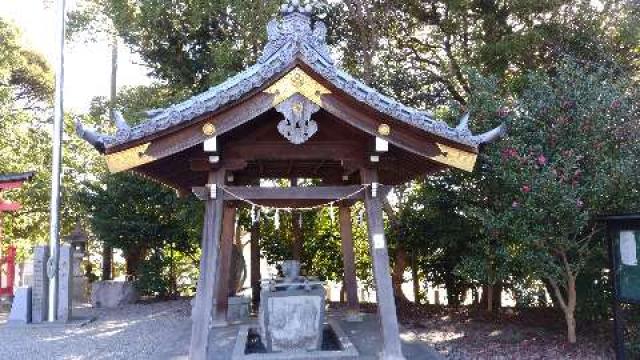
620,231,638,266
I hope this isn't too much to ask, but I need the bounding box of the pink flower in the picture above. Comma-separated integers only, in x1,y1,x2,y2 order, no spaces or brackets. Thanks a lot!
576,199,584,208
536,154,548,166
521,185,531,193
502,147,518,159
512,201,520,209
611,99,622,109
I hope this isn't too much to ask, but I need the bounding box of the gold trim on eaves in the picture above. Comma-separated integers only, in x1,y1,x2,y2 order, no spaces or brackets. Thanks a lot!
105,143,156,173
431,143,478,172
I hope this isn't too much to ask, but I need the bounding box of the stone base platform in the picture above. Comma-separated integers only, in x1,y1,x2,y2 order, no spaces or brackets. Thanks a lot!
232,319,359,359
208,314,443,360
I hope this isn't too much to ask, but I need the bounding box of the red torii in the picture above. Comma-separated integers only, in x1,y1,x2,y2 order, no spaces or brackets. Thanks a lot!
0,172,34,297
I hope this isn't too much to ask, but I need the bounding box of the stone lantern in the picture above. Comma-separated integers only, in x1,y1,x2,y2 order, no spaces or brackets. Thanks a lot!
64,223,88,303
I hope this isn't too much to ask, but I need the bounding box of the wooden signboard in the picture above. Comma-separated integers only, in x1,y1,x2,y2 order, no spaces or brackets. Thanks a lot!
602,214,640,360
615,230,640,304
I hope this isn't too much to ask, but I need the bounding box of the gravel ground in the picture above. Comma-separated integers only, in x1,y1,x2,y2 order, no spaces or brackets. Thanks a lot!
387,302,614,360
0,300,615,360
0,300,192,360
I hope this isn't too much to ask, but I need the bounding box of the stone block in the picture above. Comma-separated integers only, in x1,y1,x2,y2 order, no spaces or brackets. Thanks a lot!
227,296,250,323
8,287,31,324
73,277,89,303
91,281,138,308
31,246,49,323
57,245,73,322
259,287,325,352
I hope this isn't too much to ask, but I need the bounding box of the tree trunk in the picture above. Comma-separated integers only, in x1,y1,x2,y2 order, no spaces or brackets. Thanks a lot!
548,261,578,344
124,247,145,278
566,311,577,344
444,275,462,307
411,252,420,303
481,283,502,312
391,244,410,303
565,274,577,344
102,244,112,280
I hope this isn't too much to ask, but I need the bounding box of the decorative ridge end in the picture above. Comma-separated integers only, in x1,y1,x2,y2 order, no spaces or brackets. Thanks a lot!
473,123,507,145
112,110,131,131
75,120,106,153
280,0,315,15
112,111,132,142
455,112,471,134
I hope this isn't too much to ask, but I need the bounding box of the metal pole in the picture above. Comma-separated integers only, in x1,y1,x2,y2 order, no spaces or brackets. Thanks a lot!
48,0,66,322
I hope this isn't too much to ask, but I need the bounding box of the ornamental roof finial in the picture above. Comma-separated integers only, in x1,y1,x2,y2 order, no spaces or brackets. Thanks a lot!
280,0,316,16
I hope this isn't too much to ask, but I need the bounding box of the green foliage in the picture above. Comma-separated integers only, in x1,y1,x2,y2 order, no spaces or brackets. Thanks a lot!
78,172,202,278
258,205,373,285
135,245,199,298
0,19,53,109
0,19,102,261
390,178,479,304
486,59,639,280
75,0,281,93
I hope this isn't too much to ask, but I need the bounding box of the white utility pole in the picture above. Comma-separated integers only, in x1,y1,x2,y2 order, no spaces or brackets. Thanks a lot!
48,0,67,322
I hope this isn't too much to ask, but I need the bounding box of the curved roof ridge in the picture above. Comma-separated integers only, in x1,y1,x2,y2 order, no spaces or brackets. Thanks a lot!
78,9,503,152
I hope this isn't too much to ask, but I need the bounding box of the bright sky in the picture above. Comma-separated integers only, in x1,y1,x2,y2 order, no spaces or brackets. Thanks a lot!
0,0,153,113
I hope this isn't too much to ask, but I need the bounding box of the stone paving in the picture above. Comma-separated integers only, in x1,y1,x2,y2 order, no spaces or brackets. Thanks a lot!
0,300,442,360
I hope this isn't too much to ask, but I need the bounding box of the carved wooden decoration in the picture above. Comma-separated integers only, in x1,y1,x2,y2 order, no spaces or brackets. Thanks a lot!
264,67,331,107
276,94,320,144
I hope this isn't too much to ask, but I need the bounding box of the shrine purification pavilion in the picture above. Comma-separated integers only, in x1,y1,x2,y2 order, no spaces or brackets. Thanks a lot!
76,2,504,359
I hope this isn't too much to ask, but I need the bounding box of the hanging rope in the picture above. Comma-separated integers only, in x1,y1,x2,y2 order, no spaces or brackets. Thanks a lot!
220,184,372,212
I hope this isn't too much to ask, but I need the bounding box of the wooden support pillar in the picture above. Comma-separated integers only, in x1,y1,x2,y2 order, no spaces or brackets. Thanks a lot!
189,170,225,360
250,208,261,312
361,168,406,360
290,178,303,262
213,205,236,326
339,205,361,321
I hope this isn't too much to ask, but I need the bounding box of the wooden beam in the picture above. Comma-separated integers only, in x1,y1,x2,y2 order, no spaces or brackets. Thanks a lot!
214,205,236,326
224,141,365,162
222,186,365,201
0,181,27,190
193,185,373,206
189,170,225,360
189,158,248,172
361,167,406,360
0,202,21,212
339,205,361,321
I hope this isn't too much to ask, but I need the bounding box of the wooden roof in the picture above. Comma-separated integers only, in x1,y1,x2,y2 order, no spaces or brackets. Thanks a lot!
76,8,504,193
0,172,34,184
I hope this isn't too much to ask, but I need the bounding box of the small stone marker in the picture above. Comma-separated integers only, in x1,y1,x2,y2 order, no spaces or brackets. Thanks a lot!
227,296,250,323
91,281,138,308
8,286,32,324
31,246,49,323
57,244,73,322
